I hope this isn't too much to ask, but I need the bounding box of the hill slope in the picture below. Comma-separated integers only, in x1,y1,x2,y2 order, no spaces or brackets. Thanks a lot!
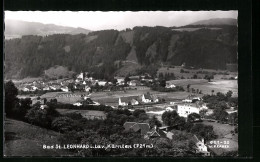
189,18,237,26
5,19,91,39
5,25,237,79
4,118,70,156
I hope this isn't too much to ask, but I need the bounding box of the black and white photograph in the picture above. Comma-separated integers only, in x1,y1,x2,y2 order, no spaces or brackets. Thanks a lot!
4,11,238,157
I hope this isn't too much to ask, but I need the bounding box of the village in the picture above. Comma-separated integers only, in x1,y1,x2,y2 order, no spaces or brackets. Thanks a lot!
10,69,239,156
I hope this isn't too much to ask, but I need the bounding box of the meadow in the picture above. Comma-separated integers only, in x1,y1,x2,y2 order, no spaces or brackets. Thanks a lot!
56,109,106,120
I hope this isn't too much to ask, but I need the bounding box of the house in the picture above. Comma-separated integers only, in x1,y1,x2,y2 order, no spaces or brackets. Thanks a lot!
40,105,48,110
119,97,128,106
165,83,176,89
43,86,50,91
165,107,175,112
73,101,83,106
61,86,69,92
114,77,125,85
177,102,207,118
85,86,91,92
31,98,45,105
182,94,201,103
123,122,161,139
118,96,140,106
21,86,30,92
191,135,210,156
77,72,84,80
140,92,158,103
30,85,39,91
98,81,107,86
128,80,141,86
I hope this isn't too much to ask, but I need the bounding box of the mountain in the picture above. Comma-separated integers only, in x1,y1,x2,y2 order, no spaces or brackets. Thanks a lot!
4,25,237,79
4,20,91,39
189,18,237,26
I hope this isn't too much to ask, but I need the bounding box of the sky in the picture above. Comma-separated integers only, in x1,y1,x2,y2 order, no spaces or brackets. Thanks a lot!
5,11,238,31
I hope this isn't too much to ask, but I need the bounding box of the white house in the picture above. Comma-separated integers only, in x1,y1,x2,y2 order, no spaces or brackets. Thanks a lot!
165,83,176,89
192,135,210,156
141,93,158,103
30,86,38,91
98,81,107,86
43,86,50,91
166,107,175,112
177,103,207,118
119,97,127,106
61,86,69,92
182,95,201,103
119,96,140,106
85,86,91,92
22,87,30,92
73,102,83,106
77,72,84,79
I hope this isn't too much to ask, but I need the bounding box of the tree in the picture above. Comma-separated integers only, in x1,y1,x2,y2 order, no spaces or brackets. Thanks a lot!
133,109,146,118
14,98,32,119
211,90,215,96
213,109,229,122
199,109,208,119
149,115,162,128
25,104,51,127
5,80,19,117
226,90,233,99
187,113,201,123
187,84,190,92
162,111,184,127
124,76,131,85
159,79,166,87
51,116,75,133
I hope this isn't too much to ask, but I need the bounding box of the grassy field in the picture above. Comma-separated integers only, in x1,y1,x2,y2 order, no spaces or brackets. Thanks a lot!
56,109,106,120
167,79,238,97
201,121,238,155
158,66,237,80
201,121,236,137
4,118,71,157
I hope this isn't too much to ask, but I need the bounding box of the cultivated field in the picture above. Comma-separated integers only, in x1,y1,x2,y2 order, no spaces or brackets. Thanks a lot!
56,109,106,120
4,118,70,156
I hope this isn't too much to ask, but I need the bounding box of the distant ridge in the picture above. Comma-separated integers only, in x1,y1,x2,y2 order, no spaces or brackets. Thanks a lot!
5,19,91,39
189,18,237,26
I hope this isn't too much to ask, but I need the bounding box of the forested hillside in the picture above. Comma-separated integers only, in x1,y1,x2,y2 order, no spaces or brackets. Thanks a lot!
5,25,237,79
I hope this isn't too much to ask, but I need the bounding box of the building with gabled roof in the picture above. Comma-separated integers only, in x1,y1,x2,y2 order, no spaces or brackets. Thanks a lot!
123,122,161,139
191,135,210,156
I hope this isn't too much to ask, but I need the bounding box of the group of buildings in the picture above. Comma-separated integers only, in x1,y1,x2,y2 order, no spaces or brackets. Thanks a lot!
123,121,210,156
118,92,159,106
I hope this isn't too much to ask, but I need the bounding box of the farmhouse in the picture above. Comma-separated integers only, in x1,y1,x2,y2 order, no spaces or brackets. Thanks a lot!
177,102,207,118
